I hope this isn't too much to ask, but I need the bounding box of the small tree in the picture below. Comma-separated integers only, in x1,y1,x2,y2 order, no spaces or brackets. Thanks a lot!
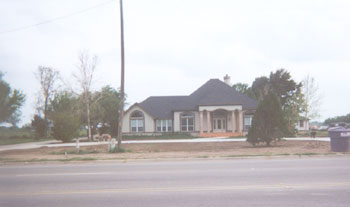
250,69,303,136
74,51,98,141
49,92,81,142
35,66,60,137
51,113,80,142
301,75,322,121
35,66,60,120
95,86,121,137
86,86,122,137
247,92,287,146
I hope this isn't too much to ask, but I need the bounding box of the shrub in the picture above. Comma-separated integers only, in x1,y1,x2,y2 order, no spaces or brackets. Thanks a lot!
51,112,80,142
31,115,48,138
48,92,81,142
247,92,288,146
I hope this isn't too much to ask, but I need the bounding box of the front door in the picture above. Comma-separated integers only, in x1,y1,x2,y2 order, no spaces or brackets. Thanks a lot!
213,118,226,133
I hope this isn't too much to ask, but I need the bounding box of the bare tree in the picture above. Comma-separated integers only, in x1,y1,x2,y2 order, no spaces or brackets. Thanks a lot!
302,75,323,120
74,51,98,142
35,66,60,121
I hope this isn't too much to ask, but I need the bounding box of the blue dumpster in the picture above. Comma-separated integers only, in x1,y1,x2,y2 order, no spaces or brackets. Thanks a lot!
328,127,350,152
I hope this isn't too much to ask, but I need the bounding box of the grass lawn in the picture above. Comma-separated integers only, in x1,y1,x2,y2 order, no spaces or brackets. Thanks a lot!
0,137,52,146
0,127,51,145
297,130,329,137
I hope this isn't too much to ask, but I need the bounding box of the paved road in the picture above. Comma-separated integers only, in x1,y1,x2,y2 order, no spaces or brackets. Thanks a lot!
0,157,349,207
0,137,330,152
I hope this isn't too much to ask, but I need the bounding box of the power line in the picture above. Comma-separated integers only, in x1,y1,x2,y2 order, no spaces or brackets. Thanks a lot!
0,0,116,35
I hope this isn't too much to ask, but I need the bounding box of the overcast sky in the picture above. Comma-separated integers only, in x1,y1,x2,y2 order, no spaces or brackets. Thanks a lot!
1,0,349,125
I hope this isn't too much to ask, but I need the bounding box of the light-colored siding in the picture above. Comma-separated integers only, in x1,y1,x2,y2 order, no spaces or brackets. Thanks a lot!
122,105,155,133
296,120,309,131
174,111,198,132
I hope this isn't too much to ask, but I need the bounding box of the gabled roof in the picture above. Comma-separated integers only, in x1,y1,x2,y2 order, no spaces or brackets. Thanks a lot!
133,79,258,119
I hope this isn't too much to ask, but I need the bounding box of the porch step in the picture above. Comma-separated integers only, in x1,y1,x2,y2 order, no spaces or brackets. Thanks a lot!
198,132,243,138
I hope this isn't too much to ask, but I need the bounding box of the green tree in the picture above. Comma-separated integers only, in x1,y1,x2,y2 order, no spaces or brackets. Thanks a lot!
268,69,302,107
48,92,81,142
251,69,303,135
251,76,270,102
247,92,287,146
0,72,25,126
232,83,256,99
324,113,350,125
89,86,121,137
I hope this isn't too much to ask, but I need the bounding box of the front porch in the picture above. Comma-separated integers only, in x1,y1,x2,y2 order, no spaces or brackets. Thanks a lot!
198,106,245,136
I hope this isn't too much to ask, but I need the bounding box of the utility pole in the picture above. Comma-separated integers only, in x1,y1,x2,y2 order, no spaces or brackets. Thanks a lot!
117,0,125,150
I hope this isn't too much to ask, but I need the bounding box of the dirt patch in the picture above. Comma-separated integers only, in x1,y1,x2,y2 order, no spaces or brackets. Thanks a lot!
0,140,337,162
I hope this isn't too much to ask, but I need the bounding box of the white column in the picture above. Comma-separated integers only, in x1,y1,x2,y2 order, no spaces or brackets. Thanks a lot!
207,111,211,133
231,111,236,133
200,111,203,134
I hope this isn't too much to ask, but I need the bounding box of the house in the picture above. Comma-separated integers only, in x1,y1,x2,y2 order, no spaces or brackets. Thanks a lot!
122,75,258,136
296,117,310,131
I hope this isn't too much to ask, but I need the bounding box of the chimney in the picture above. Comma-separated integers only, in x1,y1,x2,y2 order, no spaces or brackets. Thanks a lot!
224,74,231,86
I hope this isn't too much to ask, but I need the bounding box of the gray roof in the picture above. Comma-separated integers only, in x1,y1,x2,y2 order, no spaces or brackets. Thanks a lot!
138,96,194,119
137,79,258,119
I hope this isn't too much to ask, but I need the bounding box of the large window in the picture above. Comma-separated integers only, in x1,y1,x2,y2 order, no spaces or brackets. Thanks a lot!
156,120,172,132
244,115,253,131
181,112,194,132
130,110,144,132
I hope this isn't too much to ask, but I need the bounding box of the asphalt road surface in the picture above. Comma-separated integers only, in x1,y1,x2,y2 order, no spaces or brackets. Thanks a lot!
1,157,350,207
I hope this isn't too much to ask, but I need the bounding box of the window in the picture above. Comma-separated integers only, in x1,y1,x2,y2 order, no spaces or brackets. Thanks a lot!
156,120,172,132
299,120,304,128
181,112,194,132
130,110,144,132
244,116,253,131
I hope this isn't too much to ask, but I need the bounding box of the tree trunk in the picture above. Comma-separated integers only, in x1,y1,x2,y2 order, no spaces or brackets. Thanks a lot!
86,97,92,142
44,96,49,138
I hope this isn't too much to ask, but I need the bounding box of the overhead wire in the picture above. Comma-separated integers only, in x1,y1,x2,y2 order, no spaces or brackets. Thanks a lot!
0,0,116,35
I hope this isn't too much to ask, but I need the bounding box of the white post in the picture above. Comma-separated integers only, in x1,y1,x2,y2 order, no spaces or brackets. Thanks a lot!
75,138,80,153
109,138,117,152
